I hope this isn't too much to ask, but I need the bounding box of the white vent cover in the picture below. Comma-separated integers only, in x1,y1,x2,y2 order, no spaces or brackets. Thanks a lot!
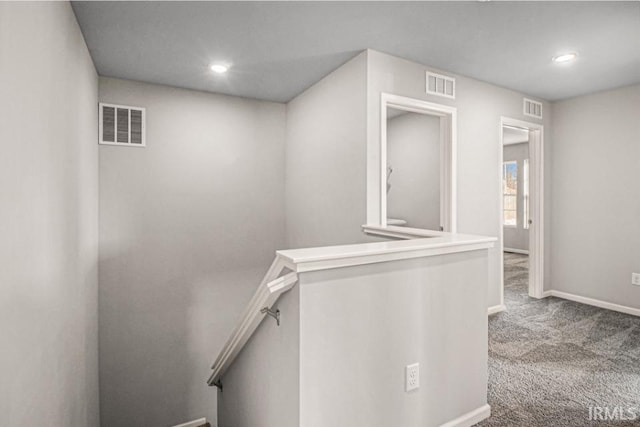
99,103,146,147
523,98,543,119
426,71,455,99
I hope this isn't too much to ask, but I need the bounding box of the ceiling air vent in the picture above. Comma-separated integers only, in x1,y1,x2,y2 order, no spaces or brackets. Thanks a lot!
426,71,455,99
99,103,146,147
523,98,543,119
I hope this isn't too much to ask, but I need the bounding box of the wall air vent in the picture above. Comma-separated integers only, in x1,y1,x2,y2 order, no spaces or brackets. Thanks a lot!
99,103,146,147
523,98,543,119
426,71,455,99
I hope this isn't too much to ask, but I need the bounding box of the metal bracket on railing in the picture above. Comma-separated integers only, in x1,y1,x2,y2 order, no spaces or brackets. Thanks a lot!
261,307,280,326
213,379,223,391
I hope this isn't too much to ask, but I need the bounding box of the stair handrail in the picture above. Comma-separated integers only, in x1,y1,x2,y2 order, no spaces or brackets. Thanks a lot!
207,255,297,388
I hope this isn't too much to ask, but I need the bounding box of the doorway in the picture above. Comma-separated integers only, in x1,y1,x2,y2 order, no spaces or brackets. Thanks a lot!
499,117,544,304
502,127,530,304
371,93,456,233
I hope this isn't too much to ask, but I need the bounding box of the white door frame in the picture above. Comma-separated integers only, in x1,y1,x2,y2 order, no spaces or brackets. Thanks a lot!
499,117,544,301
377,93,457,232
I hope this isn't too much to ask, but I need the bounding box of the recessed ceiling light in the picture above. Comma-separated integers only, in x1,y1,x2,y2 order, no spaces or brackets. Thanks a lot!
552,52,578,63
210,64,229,74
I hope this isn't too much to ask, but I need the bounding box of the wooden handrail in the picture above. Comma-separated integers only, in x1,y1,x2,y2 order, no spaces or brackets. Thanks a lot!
207,256,297,387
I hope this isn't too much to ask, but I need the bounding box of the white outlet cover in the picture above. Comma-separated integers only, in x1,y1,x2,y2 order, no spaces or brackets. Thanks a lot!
632,273,640,286
406,363,419,392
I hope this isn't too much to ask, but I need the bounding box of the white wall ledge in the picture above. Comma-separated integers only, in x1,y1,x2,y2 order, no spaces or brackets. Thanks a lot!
277,228,496,273
363,224,447,239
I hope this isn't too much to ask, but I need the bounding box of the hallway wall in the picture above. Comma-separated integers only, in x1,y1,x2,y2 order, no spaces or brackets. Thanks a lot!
366,50,552,309
550,84,640,310
0,3,99,426
98,77,287,426
284,49,552,309
285,52,369,248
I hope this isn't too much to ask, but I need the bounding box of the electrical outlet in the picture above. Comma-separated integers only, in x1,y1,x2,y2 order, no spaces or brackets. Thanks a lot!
632,273,640,286
405,363,419,392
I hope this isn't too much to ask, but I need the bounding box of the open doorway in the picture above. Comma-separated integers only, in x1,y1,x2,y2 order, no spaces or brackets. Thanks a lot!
371,93,457,233
502,127,530,304
499,117,544,307
385,108,441,230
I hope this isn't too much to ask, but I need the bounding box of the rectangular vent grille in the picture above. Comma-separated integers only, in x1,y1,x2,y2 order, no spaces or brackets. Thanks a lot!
99,103,146,147
523,98,543,119
426,71,455,99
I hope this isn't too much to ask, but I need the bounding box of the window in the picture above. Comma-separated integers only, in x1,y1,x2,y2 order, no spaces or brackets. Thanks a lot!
523,159,530,229
502,161,517,226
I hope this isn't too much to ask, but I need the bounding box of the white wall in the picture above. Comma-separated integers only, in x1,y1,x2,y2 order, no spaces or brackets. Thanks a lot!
285,52,371,249
366,50,552,308
0,3,99,426
550,84,640,310
98,77,287,426
299,251,489,427
387,113,441,230
503,142,530,252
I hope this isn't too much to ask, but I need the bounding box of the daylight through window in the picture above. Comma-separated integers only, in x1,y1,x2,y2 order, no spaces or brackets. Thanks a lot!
523,159,530,229
503,161,517,226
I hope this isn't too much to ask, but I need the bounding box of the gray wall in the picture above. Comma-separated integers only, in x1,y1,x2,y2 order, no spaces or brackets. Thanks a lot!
366,50,552,308
217,285,300,427
503,142,530,252
299,251,489,427
285,52,369,248
0,2,99,426
98,77,287,426
217,248,491,427
550,84,640,309
387,112,441,230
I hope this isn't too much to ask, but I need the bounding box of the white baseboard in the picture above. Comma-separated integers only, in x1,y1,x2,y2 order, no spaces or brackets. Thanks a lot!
504,247,529,255
488,304,506,315
439,404,491,427
542,290,552,298
549,290,640,318
172,418,206,427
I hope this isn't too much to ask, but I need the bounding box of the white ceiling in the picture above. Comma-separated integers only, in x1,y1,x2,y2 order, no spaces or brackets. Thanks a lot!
71,1,640,103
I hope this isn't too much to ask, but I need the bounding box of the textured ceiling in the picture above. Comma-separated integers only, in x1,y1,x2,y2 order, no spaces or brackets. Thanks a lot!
72,1,640,103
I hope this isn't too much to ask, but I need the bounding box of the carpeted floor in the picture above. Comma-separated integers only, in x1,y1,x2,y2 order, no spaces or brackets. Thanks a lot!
476,252,640,426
